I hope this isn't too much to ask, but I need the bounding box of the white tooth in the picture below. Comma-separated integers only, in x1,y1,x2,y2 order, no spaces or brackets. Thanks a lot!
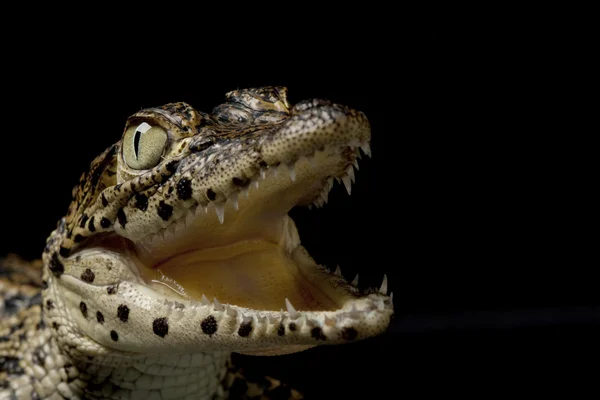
327,177,334,191
167,223,177,235
285,298,299,319
379,274,388,295
253,180,259,189
334,265,342,276
308,204,313,210
353,159,360,171
389,292,394,304
351,274,359,286
201,294,210,306
215,203,225,224
185,209,196,225
335,177,341,184
260,168,266,179
288,164,296,181
226,305,236,317
268,314,278,324
321,190,329,204
213,297,224,311
230,192,239,211
242,314,252,324
347,166,355,183
360,143,372,158
349,305,361,319
357,152,362,160
342,175,352,195
258,315,267,324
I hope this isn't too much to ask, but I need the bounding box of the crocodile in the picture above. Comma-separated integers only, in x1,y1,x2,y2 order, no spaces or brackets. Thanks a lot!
0,86,393,399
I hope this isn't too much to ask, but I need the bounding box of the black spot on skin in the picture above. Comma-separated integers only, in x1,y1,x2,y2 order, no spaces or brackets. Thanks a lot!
88,216,96,232
107,285,117,295
49,253,64,277
277,324,285,336
176,178,192,200
117,305,129,322
110,330,118,341
157,201,173,221
232,177,249,186
59,246,70,257
76,256,81,262
258,161,268,168
79,301,88,318
165,160,179,173
153,317,169,337
100,217,111,228
134,193,148,211
206,189,219,202
311,327,326,341
101,193,108,207
42,280,48,290
46,300,54,310
79,214,88,228
96,311,104,324
114,184,122,192
238,320,253,337
81,268,95,283
74,234,84,243
117,208,127,227
0,356,24,375
288,322,297,332
341,327,358,341
201,315,218,335
52,322,59,330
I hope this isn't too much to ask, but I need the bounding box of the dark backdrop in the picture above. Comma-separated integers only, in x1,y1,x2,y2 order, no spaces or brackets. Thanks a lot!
1,28,595,397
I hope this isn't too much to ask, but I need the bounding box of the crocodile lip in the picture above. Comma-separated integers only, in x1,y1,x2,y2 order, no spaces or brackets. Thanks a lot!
132,144,372,313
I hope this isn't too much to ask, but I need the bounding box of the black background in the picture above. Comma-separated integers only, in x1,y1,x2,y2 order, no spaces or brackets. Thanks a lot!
1,22,596,398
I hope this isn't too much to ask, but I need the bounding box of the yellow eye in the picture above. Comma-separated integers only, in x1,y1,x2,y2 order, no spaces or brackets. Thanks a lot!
122,122,168,169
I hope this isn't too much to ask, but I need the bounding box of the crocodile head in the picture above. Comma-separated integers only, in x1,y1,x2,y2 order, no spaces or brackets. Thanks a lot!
42,87,392,357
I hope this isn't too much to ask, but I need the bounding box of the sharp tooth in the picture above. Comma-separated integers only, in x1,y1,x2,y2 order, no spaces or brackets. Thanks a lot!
215,203,225,224
351,274,359,286
342,175,352,195
185,209,196,225
327,177,334,191
320,190,329,204
349,305,361,319
258,315,267,324
308,204,313,210
226,305,236,317
353,159,360,171
260,168,266,179
288,164,296,181
230,192,239,210
335,177,341,184
379,274,388,295
242,314,252,324
346,166,355,183
360,143,372,158
268,314,278,324
201,294,210,306
389,292,394,304
334,265,342,277
253,180,259,189
285,298,299,319
213,297,224,311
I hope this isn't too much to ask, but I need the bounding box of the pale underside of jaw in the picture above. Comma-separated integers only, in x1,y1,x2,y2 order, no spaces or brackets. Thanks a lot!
130,143,388,317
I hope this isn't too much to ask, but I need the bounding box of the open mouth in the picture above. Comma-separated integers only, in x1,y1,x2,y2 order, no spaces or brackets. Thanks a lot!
131,142,385,315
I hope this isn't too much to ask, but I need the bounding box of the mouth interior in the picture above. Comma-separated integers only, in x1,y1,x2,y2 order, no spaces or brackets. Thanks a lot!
129,148,360,312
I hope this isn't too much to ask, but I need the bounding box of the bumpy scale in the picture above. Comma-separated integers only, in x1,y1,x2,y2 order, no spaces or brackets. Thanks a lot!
0,87,393,399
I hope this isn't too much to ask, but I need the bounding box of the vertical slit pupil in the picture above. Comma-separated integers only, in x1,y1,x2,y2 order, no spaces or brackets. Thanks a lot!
133,130,142,160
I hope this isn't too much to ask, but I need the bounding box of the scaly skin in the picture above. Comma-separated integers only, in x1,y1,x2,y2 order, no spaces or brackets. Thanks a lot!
0,87,393,399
